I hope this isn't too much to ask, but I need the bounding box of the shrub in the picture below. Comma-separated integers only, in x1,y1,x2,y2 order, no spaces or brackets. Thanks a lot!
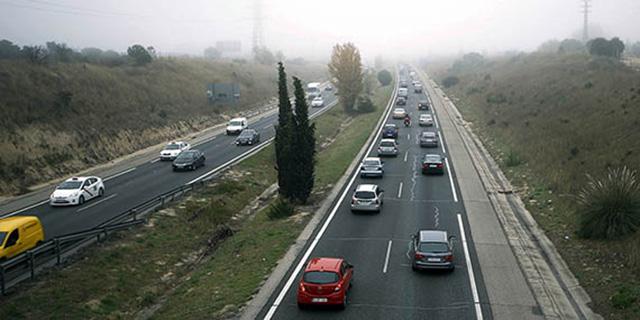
442,76,459,88
266,197,295,220
610,286,640,309
376,69,392,86
504,149,522,167
355,95,376,113
577,167,640,239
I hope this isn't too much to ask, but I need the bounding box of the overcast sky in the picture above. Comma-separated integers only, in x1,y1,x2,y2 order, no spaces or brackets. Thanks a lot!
1,0,639,60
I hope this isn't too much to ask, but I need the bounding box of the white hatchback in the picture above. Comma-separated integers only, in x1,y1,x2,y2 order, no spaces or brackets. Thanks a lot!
50,176,105,206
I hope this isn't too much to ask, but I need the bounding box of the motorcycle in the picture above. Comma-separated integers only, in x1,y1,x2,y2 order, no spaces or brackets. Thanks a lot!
404,118,411,127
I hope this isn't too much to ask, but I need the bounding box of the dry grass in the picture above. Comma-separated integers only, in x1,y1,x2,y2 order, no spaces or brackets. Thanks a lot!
429,52,640,319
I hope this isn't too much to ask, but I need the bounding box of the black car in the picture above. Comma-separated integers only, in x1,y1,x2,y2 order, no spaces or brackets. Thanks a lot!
418,100,430,110
235,129,260,146
422,154,445,175
396,97,407,106
382,124,399,139
172,150,205,171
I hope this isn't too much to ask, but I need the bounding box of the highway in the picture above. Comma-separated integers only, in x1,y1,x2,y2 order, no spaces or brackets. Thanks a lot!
259,68,491,319
0,87,338,240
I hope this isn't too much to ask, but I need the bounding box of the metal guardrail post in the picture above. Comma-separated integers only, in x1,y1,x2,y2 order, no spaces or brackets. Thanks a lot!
160,195,166,208
29,251,35,279
55,238,61,265
1,266,5,295
131,209,137,221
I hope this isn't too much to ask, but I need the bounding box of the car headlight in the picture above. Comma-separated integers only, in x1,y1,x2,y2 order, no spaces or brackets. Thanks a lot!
71,192,79,197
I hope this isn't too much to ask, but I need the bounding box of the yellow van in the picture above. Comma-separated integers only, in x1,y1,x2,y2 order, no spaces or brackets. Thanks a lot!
0,216,45,260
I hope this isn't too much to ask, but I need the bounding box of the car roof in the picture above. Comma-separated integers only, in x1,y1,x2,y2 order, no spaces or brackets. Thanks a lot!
230,117,247,121
384,123,397,127
0,216,40,232
394,108,405,111
419,100,429,103
363,157,381,162
241,129,256,133
355,184,378,192
421,131,436,136
182,149,200,154
64,176,92,183
380,138,396,143
419,114,432,118
168,141,186,145
305,257,343,272
425,154,442,161
419,230,447,243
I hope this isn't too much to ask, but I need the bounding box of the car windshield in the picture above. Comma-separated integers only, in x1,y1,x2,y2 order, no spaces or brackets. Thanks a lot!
355,191,376,199
176,151,196,160
165,144,180,150
240,131,253,137
57,181,82,189
0,232,6,246
380,141,395,147
421,132,436,138
313,97,322,101
419,242,449,253
230,121,243,126
425,155,441,162
420,115,431,119
394,109,404,113
363,160,379,166
303,271,339,284
384,125,395,130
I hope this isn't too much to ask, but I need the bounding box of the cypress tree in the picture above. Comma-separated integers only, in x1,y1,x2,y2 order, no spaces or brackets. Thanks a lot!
274,62,294,197
291,77,316,203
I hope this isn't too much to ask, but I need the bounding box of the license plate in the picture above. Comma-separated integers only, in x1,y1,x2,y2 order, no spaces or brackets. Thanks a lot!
429,164,437,168
312,298,328,303
427,258,440,262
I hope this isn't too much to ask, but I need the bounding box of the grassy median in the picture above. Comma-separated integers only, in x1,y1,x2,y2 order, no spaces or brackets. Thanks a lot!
0,83,392,319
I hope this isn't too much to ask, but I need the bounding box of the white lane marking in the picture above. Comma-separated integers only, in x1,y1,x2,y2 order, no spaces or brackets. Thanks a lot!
104,167,137,182
403,150,408,162
457,213,484,320
77,194,117,213
439,132,446,154
445,158,459,202
407,133,411,140
262,125,272,130
1,199,49,218
150,158,161,164
397,182,403,198
434,114,440,129
383,240,393,273
264,81,397,320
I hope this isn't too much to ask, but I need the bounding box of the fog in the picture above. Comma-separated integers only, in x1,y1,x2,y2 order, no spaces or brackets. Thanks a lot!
1,0,639,60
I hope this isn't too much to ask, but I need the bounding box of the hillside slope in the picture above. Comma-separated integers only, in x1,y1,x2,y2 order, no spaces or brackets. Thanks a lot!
0,59,325,195
429,53,640,319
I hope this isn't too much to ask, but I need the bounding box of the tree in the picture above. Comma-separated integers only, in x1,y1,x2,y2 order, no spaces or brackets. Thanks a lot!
290,77,316,203
253,46,276,65
587,37,625,59
328,42,363,113
558,39,585,54
274,62,295,198
204,47,221,60
46,41,75,63
21,45,48,64
537,39,560,53
0,39,21,59
377,69,392,86
127,44,153,65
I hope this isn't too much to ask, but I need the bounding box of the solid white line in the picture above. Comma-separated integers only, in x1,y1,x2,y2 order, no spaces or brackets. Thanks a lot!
397,182,403,198
434,114,440,129
457,213,484,320
77,194,117,213
403,151,408,162
439,133,446,154
383,240,393,273
263,79,397,320
407,133,410,140
1,199,49,218
150,158,161,164
445,158,458,202
262,125,272,130
104,167,136,182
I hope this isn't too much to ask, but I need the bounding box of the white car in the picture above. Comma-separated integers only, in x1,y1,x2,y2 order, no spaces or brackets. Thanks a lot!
311,96,324,108
226,117,248,135
419,114,434,126
50,176,104,206
160,141,190,161
392,108,407,119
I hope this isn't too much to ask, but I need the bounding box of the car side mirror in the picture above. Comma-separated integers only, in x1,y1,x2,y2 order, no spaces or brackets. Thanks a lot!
346,263,353,269
381,161,385,164
379,189,384,193
448,235,457,242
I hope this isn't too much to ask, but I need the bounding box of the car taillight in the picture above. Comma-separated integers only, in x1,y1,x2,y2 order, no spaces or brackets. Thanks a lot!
445,255,453,262
437,163,443,168
414,253,424,260
422,163,428,169
351,197,356,204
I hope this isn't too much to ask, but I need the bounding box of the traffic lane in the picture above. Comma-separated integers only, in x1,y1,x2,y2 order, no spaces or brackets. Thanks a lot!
28,94,339,238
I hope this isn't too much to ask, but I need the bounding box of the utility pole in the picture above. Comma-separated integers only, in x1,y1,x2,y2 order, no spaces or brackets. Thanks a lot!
581,0,591,43
252,0,264,52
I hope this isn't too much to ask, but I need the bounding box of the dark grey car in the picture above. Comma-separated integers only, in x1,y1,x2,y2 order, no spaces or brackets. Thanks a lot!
235,129,260,146
410,230,456,271
172,150,205,171
419,131,438,148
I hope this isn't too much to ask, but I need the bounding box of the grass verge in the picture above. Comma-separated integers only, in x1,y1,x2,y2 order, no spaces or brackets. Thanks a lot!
0,83,393,319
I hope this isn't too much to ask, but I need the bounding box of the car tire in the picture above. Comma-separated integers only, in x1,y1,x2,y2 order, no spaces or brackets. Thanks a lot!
79,196,85,205
339,293,347,310
98,188,104,197
297,302,306,310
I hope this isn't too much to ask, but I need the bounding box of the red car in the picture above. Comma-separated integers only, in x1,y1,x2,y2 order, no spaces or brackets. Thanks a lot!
297,257,354,309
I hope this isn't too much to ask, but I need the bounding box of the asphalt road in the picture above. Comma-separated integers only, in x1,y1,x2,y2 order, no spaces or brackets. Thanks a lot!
259,69,491,320
1,88,338,240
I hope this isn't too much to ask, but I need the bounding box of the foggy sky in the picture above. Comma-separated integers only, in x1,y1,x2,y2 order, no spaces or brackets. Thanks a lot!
1,0,639,60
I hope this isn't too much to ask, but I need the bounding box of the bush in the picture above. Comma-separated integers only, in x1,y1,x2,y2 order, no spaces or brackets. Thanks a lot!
266,198,295,220
442,76,459,88
376,69,392,86
577,167,640,239
355,95,376,113
504,149,522,167
610,286,640,309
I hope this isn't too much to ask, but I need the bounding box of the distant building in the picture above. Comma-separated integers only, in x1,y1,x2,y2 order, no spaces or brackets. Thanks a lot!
215,41,242,57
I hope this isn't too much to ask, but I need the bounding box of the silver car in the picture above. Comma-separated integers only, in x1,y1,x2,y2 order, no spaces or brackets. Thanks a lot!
350,184,384,213
419,131,438,148
419,114,433,127
377,139,399,157
410,230,456,271
360,157,384,178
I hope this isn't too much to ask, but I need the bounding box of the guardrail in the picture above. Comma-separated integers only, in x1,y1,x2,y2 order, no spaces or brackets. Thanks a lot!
0,83,336,295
